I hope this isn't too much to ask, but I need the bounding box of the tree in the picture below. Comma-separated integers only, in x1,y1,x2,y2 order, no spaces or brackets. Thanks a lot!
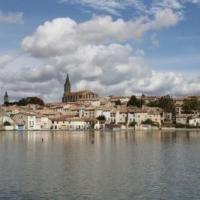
159,95,175,113
17,98,27,106
17,97,45,106
147,95,175,113
182,97,200,113
3,121,11,126
142,119,154,125
115,100,121,106
127,95,144,108
97,115,106,122
129,121,137,127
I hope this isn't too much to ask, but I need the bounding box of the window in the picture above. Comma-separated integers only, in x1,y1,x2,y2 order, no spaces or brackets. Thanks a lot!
29,121,34,127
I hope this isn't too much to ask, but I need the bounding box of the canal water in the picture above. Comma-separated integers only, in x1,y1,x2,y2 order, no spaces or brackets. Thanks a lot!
0,131,200,200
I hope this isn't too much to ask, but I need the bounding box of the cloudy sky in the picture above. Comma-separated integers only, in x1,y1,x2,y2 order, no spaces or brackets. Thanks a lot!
1,0,200,102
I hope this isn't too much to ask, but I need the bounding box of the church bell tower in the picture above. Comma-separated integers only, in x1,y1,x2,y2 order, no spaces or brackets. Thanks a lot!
62,74,71,102
64,74,71,94
4,91,9,105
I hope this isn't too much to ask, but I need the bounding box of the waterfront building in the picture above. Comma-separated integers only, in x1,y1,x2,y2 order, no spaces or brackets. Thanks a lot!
95,107,111,124
11,112,51,130
161,112,173,124
134,111,148,126
127,109,135,125
0,109,15,130
147,111,161,126
62,74,98,103
176,115,188,125
111,107,132,125
116,107,128,125
50,116,92,130
110,109,117,124
189,117,200,127
12,112,29,130
35,115,51,130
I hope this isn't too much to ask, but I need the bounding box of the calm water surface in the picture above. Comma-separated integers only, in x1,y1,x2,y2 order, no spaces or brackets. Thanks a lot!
0,130,200,200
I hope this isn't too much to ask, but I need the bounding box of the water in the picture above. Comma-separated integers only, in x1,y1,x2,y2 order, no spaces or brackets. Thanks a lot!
0,131,200,200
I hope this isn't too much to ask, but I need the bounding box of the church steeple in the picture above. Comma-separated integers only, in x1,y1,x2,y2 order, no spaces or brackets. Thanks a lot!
4,91,9,105
64,74,71,94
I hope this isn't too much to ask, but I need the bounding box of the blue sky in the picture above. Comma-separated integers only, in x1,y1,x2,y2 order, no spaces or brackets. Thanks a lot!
1,0,200,101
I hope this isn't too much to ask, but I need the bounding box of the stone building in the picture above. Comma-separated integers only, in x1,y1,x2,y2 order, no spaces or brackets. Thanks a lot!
4,91,9,105
62,74,98,103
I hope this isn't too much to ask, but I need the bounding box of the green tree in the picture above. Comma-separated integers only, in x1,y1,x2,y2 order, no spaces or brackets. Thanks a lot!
182,97,200,113
115,100,121,106
142,119,154,125
127,95,144,108
3,121,11,126
159,95,175,112
129,121,137,127
97,115,106,122
147,95,175,113
17,97,45,106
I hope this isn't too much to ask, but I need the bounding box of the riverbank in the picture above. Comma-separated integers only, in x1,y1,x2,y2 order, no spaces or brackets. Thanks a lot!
2,127,200,132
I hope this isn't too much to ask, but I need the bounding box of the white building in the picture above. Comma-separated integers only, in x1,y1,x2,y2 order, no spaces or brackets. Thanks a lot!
0,109,15,130
35,115,51,130
189,118,200,127
95,108,111,124
50,116,92,130
28,115,36,130
134,112,148,126
147,112,161,126
176,115,188,125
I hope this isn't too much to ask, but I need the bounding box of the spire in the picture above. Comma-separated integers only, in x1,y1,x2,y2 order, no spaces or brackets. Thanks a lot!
66,74,69,82
4,91,9,104
5,91,8,97
64,73,71,94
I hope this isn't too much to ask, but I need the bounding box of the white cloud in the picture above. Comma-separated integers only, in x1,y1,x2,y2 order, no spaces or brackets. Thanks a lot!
0,55,12,67
0,56,62,102
151,8,182,29
0,11,23,24
0,0,200,102
22,12,181,58
60,0,200,16
60,0,146,15
4,16,193,102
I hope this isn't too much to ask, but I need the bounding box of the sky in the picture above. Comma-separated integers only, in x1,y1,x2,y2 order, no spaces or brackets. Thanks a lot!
0,0,200,102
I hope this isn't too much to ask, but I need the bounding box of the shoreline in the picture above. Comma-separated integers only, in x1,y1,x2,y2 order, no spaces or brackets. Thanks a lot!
1,127,200,132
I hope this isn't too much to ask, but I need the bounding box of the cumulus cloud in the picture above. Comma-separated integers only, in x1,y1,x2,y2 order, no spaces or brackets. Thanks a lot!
9,15,197,102
1,0,200,102
0,55,12,68
21,14,180,90
0,60,62,102
0,11,23,24
22,12,181,57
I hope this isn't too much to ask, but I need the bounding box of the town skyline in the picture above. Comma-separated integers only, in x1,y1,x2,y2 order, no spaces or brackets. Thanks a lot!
3,71,200,105
1,1,200,198
1,0,200,102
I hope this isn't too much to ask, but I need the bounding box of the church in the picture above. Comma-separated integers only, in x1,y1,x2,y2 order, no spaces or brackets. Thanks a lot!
62,74,98,103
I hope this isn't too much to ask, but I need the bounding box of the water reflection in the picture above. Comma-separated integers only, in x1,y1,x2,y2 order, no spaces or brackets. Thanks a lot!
0,130,200,199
